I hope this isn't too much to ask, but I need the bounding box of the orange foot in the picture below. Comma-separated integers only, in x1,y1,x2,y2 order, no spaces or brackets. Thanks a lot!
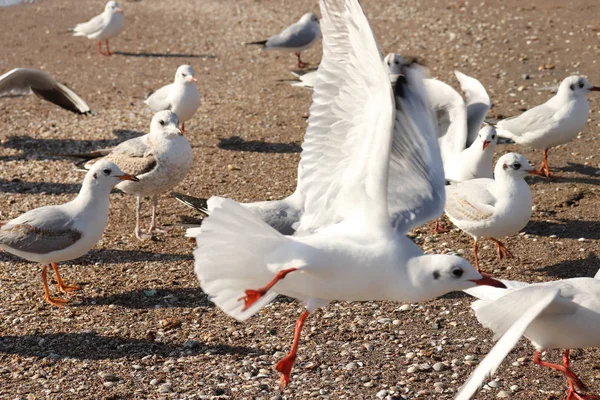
434,219,449,234
276,352,297,387
58,283,82,294
238,289,267,311
44,295,69,307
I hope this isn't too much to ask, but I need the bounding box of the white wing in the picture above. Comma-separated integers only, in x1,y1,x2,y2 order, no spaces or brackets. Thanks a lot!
296,0,395,233
0,68,90,114
387,68,446,233
496,103,557,138
72,13,106,37
455,288,560,400
444,179,496,223
144,84,172,112
595,269,600,280
424,78,468,164
454,71,491,147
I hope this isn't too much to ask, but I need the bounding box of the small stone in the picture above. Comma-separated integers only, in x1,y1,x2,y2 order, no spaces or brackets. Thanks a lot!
150,379,160,386
158,383,172,393
464,355,476,361
345,362,358,370
488,380,499,388
363,343,374,351
376,390,388,399
418,363,431,371
183,340,200,349
99,372,119,382
407,366,417,373
399,304,412,311
510,385,519,392
522,74,530,80
497,390,511,398
406,352,415,360
433,362,447,372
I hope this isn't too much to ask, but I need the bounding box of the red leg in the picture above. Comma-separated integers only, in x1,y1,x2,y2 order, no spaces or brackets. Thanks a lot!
488,237,513,260
534,351,588,392
42,265,69,307
238,268,297,311
473,239,480,272
181,122,185,134
276,311,309,387
51,262,81,293
295,52,308,68
434,219,449,234
105,40,111,56
98,41,104,56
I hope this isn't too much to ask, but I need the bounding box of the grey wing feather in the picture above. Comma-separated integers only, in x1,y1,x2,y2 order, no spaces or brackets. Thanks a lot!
266,22,317,49
0,207,81,254
496,104,556,137
73,13,105,36
144,84,172,112
388,66,446,233
454,71,491,147
104,136,158,177
0,68,90,114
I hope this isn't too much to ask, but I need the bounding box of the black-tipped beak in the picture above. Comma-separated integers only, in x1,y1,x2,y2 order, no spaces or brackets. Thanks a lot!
526,169,545,177
482,140,491,150
470,276,506,288
118,174,140,182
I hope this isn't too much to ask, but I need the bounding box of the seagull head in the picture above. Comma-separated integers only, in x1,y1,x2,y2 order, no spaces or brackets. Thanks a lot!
561,76,600,97
105,1,123,14
495,152,541,178
384,53,407,76
175,65,197,85
85,160,139,190
478,124,497,151
300,12,320,25
408,255,506,300
151,110,182,137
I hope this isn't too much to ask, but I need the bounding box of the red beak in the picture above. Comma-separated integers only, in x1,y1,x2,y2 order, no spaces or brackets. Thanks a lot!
482,140,491,150
118,174,139,182
469,276,506,288
590,86,600,92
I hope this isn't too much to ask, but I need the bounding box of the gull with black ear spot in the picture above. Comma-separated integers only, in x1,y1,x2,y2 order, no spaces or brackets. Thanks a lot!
70,0,124,56
444,152,541,272
496,75,600,177
0,160,138,307
63,110,193,240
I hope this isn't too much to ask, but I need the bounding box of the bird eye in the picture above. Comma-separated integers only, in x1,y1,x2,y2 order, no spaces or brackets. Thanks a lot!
394,60,400,65
158,120,165,126
579,82,584,88
512,162,521,170
182,73,187,77
451,268,464,278
492,134,496,139
103,168,111,175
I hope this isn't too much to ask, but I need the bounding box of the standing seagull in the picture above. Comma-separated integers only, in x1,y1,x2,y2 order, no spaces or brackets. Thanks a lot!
144,65,201,134
496,76,600,177
457,273,600,400
444,153,542,272
71,1,124,56
0,68,91,114
66,111,193,240
189,0,504,387
0,161,138,307
246,12,321,68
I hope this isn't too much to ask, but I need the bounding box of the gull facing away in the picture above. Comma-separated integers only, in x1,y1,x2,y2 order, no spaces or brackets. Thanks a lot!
190,0,505,387
144,65,201,134
496,76,600,177
66,111,193,240
457,272,600,400
444,153,542,272
245,12,321,68
0,161,138,307
71,0,124,56
0,68,91,114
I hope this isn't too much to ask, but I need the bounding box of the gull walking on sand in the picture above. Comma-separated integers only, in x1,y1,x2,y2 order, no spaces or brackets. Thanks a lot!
189,0,505,388
0,161,138,307
71,0,124,56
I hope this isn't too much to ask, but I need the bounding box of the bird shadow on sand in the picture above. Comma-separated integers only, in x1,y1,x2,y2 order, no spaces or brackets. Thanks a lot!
529,252,600,279
114,51,216,59
76,287,211,309
0,332,259,360
526,219,600,240
218,136,302,154
0,249,192,265
557,162,600,177
0,178,82,194
0,129,145,162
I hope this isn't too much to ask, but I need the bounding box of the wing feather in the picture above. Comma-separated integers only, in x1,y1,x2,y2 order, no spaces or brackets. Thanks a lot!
454,71,491,147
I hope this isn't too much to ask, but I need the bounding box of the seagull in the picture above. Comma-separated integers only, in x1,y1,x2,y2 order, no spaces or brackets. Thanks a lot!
65,111,193,240
0,68,91,114
424,72,496,182
444,152,542,272
496,76,600,177
0,161,138,307
189,0,505,388
144,65,201,134
71,0,124,56
245,12,321,68
457,272,600,400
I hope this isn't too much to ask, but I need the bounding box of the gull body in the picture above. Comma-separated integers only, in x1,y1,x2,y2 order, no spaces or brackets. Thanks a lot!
144,65,201,133
246,12,321,68
444,153,538,271
496,76,599,177
0,68,90,114
457,274,600,399
68,111,193,240
191,0,504,388
71,1,124,56
0,161,138,306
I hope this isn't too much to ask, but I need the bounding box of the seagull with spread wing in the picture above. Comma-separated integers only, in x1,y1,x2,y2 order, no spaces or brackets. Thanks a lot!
189,0,504,387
